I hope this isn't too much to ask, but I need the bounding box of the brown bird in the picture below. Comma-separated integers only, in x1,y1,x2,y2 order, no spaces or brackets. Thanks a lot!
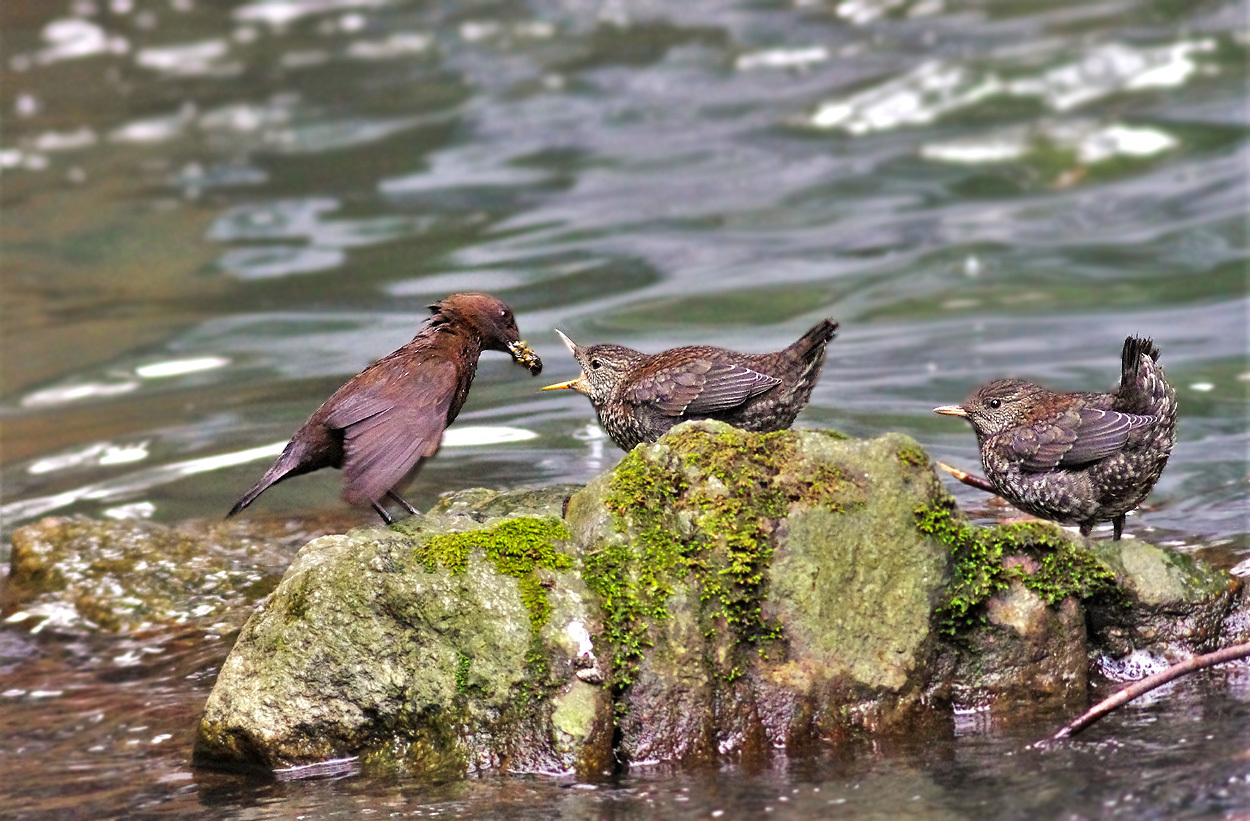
934,336,1176,540
541,319,837,451
228,293,542,523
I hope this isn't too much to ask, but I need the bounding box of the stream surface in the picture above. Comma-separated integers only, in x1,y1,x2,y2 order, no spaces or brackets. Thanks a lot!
1,0,1247,817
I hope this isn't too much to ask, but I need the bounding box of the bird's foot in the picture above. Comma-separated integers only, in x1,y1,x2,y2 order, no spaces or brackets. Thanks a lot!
386,489,420,516
371,501,396,525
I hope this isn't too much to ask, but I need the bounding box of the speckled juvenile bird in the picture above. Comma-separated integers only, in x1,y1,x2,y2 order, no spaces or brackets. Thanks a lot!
228,293,543,523
541,319,838,451
934,336,1176,540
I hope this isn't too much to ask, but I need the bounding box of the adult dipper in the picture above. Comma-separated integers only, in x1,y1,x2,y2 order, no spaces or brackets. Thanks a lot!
541,318,838,451
934,336,1176,540
228,293,542,523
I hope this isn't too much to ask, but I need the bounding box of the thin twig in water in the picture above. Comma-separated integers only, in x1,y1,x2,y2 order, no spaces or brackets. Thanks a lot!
1051,642,1250,740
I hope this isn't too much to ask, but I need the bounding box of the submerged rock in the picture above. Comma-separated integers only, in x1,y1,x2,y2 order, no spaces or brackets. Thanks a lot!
2,516,324,635
173,422,1243,775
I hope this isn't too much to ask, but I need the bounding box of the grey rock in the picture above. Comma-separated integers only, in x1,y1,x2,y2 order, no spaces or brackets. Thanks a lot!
194,487,614,778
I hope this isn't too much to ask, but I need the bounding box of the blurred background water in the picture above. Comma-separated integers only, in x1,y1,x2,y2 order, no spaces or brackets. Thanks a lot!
1,0,1247,817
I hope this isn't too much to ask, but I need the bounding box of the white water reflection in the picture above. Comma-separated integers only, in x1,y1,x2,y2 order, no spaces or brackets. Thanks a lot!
812,39,1217,134
921,122,1178,165
21,381,140,408
28,442,150,475
135,357,230,379
135,39,238,78
233,0,391,28
735,47,829,72
3,426,538,523
32,19,129,65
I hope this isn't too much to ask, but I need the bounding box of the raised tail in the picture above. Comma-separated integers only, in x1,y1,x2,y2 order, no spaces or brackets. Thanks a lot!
1118,335,1175,419
1121,336,1160,379
786,318,839,361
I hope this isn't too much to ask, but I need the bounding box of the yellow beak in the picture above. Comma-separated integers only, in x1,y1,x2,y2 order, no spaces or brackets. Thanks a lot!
933,405,969,418
541,376,590,395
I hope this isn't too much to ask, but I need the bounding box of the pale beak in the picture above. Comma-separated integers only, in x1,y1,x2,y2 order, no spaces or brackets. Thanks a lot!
933,405,969,418
553,328,579,356
541,375,591,395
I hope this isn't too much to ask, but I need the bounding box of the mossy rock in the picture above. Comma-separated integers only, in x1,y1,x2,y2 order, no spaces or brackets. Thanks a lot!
193,487,614,778
565,421,954,763
1085,538,1242,658
189,426,1243,775
916,499,1239,709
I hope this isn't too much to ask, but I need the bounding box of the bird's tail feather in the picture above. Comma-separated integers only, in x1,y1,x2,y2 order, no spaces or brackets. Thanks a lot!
1121,336,1160,379
788,318,839,360
226,444,304,517
1118,335,1174,419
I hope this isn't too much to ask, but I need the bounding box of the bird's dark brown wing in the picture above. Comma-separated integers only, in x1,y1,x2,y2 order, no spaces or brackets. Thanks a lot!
1013,408,1156,471
627,360,781,417
325,358,457,505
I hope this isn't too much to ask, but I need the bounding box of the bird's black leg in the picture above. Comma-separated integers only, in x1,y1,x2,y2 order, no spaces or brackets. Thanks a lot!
1113,515,1125,541
386,489,419,516
371,500,395,524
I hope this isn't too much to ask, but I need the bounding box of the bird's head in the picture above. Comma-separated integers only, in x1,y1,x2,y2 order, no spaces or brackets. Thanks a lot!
934,378,1051,438
541,330,643,406
430,293,542,374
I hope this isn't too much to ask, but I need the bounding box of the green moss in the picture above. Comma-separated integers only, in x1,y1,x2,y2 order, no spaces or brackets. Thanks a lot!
915,499,1118,635
286,576,312,622
415,517,573,685
896,441,930,468
416,518,572,624
455,652,472,694
583,425,857,688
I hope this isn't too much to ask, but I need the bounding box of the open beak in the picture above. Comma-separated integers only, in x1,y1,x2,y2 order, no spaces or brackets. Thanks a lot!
933,405,969,418
541,375,590,395
507,340,543,375
541,329,589,393
553,329,579,356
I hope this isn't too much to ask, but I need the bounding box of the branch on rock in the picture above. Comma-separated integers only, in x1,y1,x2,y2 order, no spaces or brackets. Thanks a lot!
936,461,997,495
1050,642,1250,741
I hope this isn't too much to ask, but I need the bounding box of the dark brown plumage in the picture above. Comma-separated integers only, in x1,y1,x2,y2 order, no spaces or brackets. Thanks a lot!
228,293,542,523
934,336,1176,540
541,319,837,451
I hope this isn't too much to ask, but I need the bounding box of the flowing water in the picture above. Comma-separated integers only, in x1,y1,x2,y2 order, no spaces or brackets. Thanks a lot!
1,0,1247,816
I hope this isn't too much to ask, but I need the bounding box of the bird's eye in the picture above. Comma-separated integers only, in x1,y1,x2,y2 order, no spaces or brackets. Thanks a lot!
590,359,602,370
987,398,1002,410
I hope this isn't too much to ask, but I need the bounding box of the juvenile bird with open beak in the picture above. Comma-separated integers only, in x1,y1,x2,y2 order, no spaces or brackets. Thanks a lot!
542,319,837,451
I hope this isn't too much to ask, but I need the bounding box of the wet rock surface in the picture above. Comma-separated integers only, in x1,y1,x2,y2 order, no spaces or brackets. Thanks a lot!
194,487,614,777
7,422,1240,778
1,515,336,635
565,425,953,764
